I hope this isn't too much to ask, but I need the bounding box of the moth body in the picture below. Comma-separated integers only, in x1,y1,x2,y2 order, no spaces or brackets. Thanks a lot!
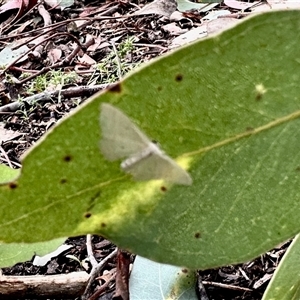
121,143,162,170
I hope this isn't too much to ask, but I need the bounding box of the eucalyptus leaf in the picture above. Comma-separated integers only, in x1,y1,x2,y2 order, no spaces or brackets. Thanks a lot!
0,238,66,268
262,235,300,300
129,256,197,300
0,164,20,183
0,10,300,270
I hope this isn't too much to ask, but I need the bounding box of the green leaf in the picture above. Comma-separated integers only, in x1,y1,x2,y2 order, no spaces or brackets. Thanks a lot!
0,238,65,268
0,164,20,183
262,235,300,300
129,256,197,300
0,10,300,269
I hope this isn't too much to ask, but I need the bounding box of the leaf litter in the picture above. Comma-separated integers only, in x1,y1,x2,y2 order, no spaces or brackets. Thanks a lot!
0,0,293,299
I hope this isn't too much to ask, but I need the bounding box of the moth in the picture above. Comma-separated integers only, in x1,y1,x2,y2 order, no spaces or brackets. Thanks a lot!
100,103,192,185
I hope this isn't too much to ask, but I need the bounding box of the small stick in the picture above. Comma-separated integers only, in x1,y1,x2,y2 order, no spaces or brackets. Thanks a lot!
82,248,118,300
0,146,13,169
202,280,252,292
86,234,98,268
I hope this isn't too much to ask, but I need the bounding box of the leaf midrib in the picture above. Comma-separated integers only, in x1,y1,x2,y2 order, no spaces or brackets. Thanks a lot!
183,109,300,157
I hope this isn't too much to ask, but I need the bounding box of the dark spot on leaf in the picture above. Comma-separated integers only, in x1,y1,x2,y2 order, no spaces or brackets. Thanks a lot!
60,178,67,184
175,74,183,82
194,232,201,238
87,191,101,211
255,84,267,101
63,155,72,162
108,83,122,93
160,186,167,192
256,94,263,101
296,166,300,171
181,268,188,273
84,212,92,218
9,182,18,189
90,191,101,202
157,86,162,91
101,222,106,228
246,127,254,132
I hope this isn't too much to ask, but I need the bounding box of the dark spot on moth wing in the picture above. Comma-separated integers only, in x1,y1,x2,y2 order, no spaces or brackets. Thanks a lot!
160,186,167,192
9,182,18,189
63,155,72,162
175,74,183,82
194,232,201,239
108,83,122,93
60,178,67,184
84,212,92,218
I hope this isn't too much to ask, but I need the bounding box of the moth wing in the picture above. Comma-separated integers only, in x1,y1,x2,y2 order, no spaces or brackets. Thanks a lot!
124,152,192,185
100,103,151,161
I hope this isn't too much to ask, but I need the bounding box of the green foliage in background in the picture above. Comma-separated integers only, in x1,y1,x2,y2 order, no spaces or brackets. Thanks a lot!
262,235,300,300
0,238,65,268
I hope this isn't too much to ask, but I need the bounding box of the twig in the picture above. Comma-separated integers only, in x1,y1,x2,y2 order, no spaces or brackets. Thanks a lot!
197,275,210,300
0,157,22,168
82,248,118,300
86,234,98,268
113,249,131,300
0,84,109,113
15,35,95,86
0,271,89,298
1,32,82,75
202,280,253,292
0,146,13,169
131,43,168,50
88,271,116,300
1,0,41,35
239,266,250,281
0,15,129,42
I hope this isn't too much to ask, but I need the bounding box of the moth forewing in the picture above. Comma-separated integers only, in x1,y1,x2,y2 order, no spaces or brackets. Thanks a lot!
100,103,192,185
100,103,151,161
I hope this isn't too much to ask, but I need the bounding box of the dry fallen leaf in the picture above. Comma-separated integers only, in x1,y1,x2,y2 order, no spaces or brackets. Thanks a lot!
0,123,23,143
134,0,177,17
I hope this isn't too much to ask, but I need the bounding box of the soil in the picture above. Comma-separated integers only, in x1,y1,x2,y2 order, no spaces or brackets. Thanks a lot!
0,0,291,299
